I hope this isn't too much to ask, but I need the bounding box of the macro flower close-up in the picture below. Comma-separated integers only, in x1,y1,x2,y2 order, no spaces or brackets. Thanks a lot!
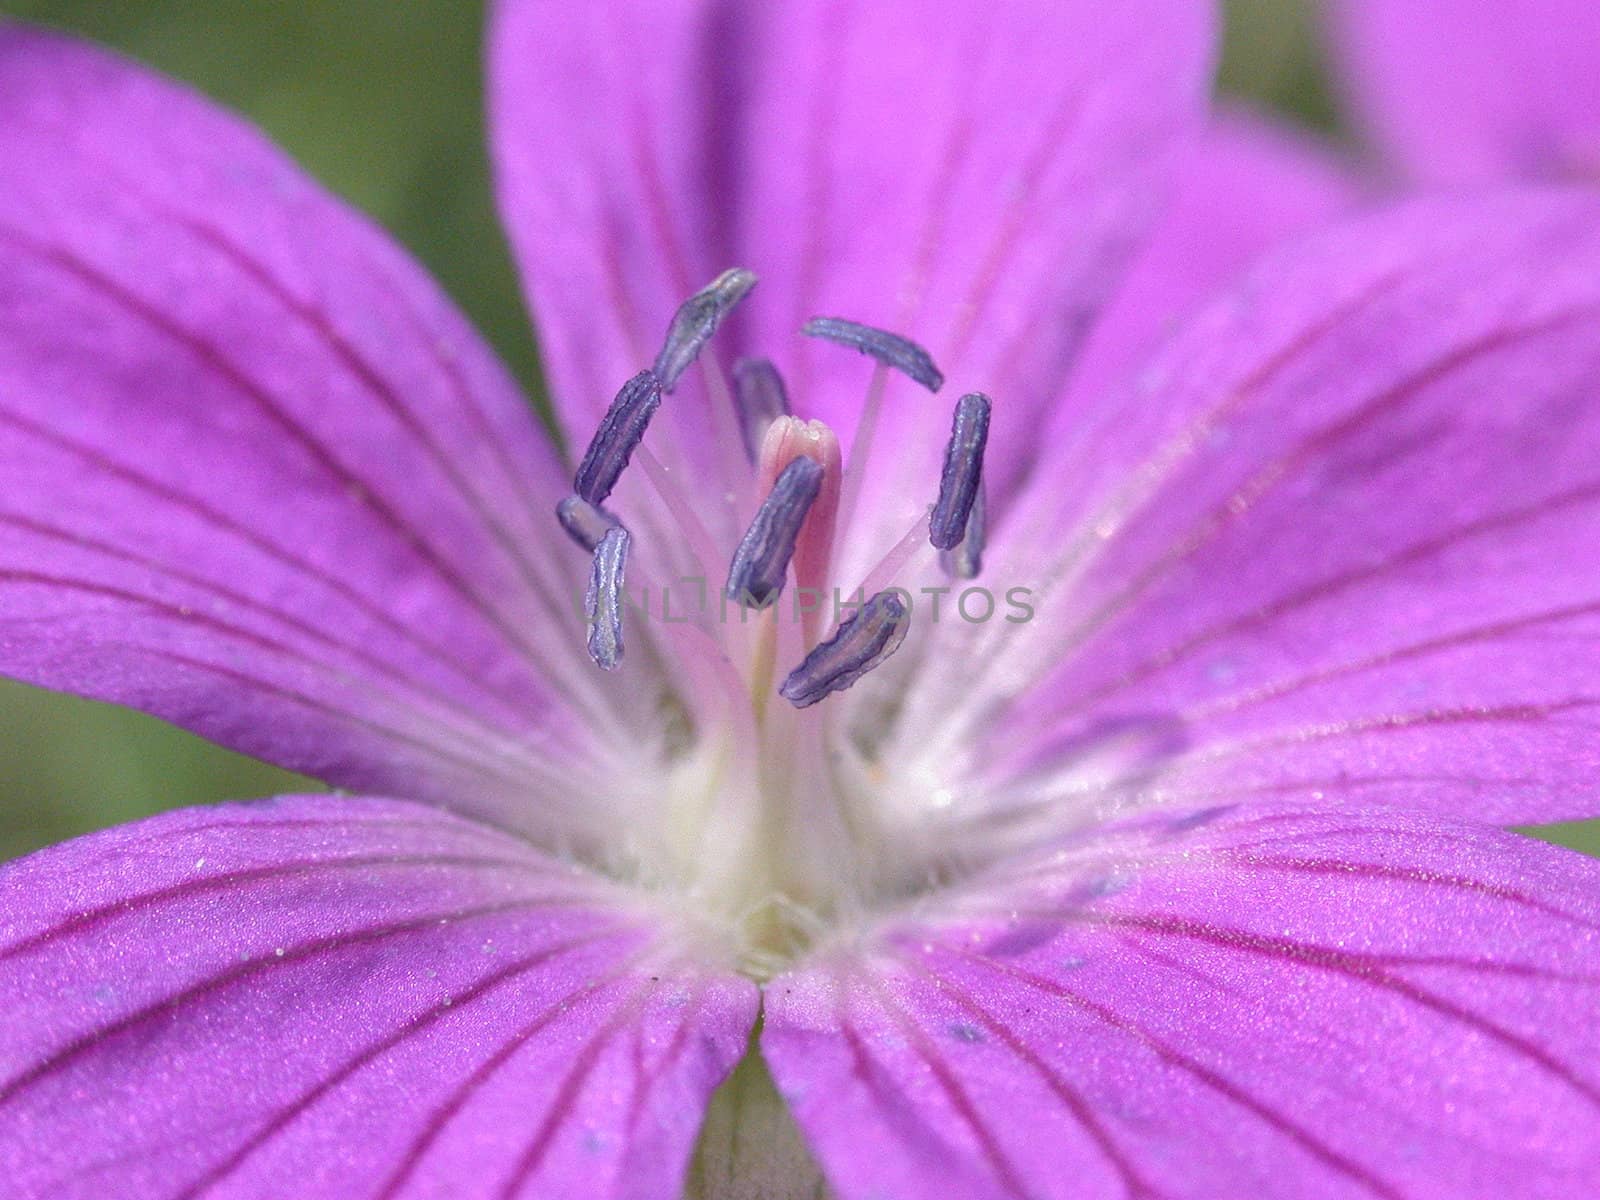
3,1,1600,1197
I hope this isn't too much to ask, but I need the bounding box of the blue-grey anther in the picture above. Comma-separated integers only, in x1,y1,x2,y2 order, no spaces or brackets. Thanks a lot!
801,316,945,392
556,494,620,553
731,357,792,462
930,392,991,550
573,369,661,505
584,526,630,671
653,267,759,392
725,455,825,609
779,590,911,708
939,480,987,579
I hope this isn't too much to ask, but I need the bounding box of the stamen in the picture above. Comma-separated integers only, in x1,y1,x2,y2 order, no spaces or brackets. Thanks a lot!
930,392,991,550
584,526,630,671
555,494,620,552
726,456,825,609
653,268,759,393
779,590,910,708
574,370,662,505
731,357,792,462
801,316,945,392
939,480,987,579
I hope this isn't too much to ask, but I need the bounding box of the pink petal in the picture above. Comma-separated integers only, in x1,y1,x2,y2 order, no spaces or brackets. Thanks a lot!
0,27,627,828
930,190,1600,826
764,802,1600,1199
0,795,756,1199
1059,105,1366,421
1325,0,1600,183
488,0,1214,551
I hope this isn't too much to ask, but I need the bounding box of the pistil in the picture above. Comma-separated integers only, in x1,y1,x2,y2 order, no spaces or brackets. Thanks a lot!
756,416,842,643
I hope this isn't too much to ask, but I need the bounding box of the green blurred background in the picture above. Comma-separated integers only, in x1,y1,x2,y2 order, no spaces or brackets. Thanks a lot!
0,0,1594,861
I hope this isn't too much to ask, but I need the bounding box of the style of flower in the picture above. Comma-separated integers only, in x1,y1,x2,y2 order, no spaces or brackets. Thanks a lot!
2,3,1599,1199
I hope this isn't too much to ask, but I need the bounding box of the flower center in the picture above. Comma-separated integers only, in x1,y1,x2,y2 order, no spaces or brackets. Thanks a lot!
554,271,994,975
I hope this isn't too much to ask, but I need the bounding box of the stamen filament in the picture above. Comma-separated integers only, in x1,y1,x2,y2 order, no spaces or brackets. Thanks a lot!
852,509,934,608
616,548,757,746
748,607,780,718
785,706,869,907
635,443,726,587
696,347,753,516
832,361,889,575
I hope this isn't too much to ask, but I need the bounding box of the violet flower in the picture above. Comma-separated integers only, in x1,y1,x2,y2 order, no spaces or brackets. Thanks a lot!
2,4,1599,1198
1102,0,1600,430
1326,0,1600,184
